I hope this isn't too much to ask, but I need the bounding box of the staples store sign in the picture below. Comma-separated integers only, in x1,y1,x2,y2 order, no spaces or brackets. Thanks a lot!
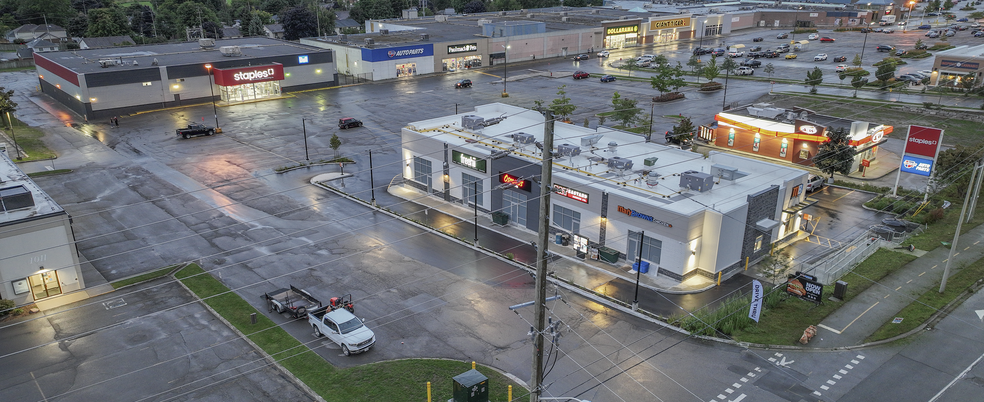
903,125,944,159
213,63,285,86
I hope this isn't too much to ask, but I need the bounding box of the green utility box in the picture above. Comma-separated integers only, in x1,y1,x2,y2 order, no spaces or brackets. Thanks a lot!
491,211,509,225
598,247,620,264
644,157,659,166
452,369,489,402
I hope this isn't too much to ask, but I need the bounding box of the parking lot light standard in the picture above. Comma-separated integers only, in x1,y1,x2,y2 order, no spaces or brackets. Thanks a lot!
204,64,219,130
854,23,874,98
501,44,510,97
904,1,915,33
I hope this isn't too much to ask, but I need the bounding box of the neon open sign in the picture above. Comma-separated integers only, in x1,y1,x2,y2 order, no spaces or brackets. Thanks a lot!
499,172,531,192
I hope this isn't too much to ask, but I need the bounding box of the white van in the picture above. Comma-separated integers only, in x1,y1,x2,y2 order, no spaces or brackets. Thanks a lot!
637,54,656,62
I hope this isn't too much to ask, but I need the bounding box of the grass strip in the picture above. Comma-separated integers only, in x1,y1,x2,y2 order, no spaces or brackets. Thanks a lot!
730,249,916,345
175,264,523,401
866,256,984,342
3,116,57,161
111,265,178,289
27,169,73,177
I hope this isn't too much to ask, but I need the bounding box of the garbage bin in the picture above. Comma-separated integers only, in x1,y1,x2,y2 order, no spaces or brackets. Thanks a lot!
632,261,650,274
491,211,509,225
555,233,563,245
561,234,570,246
598,247,619,264
833,280,848,300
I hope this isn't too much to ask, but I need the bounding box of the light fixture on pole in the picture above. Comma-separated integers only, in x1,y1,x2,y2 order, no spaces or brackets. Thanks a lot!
6,111,20,160
204,64,219,131
501,44,510,97
854,22,873,98
369,150,376,206
904,1,915,32
647,101,655,143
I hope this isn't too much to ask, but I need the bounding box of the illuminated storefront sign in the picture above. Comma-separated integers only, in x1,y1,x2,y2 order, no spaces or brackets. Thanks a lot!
900,155,933,176
452,150,486,172
606,25,639,35
940,59,980,70
362,44,434,62
903,125,944,158
298,55,309,64
448,43,478,54
650,18,690,30
617,205,672,227
499,172,531,192
795,119,825,136
553,184,588,203
213,63,285,85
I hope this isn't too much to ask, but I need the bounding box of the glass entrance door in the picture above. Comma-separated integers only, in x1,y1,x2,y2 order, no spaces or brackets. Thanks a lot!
29,271,61,300
501,190,528,227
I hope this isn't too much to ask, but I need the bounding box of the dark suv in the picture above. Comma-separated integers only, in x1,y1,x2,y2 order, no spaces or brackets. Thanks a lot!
338,117,363,129
693,47,713,55
455,79,472,88
740,59,762,67
876,45,895,52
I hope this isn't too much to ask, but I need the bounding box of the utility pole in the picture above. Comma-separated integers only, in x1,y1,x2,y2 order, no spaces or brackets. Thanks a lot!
940,160,980,293
530,109,556,402
967,158,984,222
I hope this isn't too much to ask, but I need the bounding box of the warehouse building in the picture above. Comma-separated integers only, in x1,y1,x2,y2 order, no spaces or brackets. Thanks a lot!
34,37,336,119
401,103,811,282
0,152,85,305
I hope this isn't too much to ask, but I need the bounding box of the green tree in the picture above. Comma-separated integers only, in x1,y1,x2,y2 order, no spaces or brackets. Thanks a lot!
245,11,268,36
0,86,17,158
548,85,577,122
652,54,669,67
610,91,641,127
650,64,687,97
875,62,897,87
934,143,984,197
814,127,855,180
86,7,130,37
67,12,89,37
851,74,869,94
960,72,977,91
943,0,954,10
261,0,292,15
928,0,942,11
686,55,703,75
281,6,317,40
174,1,220,30
462,0,485,13
805,67,824,93
18,0,75,26
670,116,695,144
915,39,925,49
721,57,739,75
763,63,775,78
313,4,336,37
970,11,984,19
330,133,342,158
852,53,863,67
760,253,792,285
489,0,523,11
702,57,721,82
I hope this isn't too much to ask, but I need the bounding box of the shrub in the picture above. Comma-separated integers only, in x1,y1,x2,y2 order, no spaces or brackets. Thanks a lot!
699,82,723,91
12,308,23,315
653,92,685,102
924,208,945,224
505,253,514,260
0,299,15,318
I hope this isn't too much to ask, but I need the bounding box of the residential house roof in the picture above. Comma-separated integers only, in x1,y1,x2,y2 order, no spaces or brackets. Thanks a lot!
79,36,135,49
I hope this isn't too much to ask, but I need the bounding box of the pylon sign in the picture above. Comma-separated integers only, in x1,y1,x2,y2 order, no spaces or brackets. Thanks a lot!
896,126,944,181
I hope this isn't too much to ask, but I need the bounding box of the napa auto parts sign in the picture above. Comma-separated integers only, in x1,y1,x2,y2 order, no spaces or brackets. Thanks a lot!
213,63,285,85
362,44,434,62
903,125,944,159
901,155,934,177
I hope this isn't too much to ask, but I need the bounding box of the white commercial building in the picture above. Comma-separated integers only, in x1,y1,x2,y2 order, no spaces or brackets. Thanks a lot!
402,103,811,281
0,152,85,305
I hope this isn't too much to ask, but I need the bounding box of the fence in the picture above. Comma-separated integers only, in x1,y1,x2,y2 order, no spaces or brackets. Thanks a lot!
0,59,34,70
804,225,916,285
336,73,372,86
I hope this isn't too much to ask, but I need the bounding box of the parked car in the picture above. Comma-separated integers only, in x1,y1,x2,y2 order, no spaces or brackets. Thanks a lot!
873,27,884,32
806,175,825,192
860,28,872,33
599,74,616,82
927,31,940,38
777,44,791,53
895,49,908,56
814,53,828,61
957,25,969,31
693,47,713,55
898,74,922,83
918,70,934,77
835,64,849,72
597,50,610,57
975,31,984,37
958,17,970,22
749,46,763,52
752,37,764,42
927,12,940,16
834,56,847,62
820,37,836,42
915,42,929,49
338,117,363,129
740,58,762,67
746,51,762,58
572,71,590,79
455,79,472,88
785,53,798,59
946,30,956,36
883,28,895,33
918,24,932,29
573,54,589,61
910,72,930,80
728,50,745,57
735,66,755,75
876,44,895,52
808,33,820,40
762,50,780,58
777,32,789,39
711,48,728,56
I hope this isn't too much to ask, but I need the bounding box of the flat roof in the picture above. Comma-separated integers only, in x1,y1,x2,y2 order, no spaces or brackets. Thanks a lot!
937,44,984,58
38,38,328,74
0,152,65,225
408,103,807,216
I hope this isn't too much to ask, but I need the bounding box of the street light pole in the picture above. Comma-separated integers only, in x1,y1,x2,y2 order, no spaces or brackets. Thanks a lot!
473,180,479,246
722,64,731,110
301,118,309,161
6,111,21,160
647,101,654,143
369,149,376,206
904,1,915,32
501,44,510,97
204,64,219,130
632,230,645,311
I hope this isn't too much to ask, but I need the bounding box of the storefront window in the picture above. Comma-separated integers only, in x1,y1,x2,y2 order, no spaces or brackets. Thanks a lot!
627,230,663,264
552,204,581,234
29,271,61,300
219,81,281,102
442,56,482,72
397,63,417,78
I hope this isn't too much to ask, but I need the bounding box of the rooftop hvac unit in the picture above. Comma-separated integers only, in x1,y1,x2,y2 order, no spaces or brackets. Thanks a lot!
557,143,581,162
420,33,429,41
219,46,241,56
710,164,741,181
619,15,629,19
527,13,535,18
607,141,618,155
380,29,389,35
198,38,215,48
680,170,714,192
365,38,375,45
644,157,658,166
478,19,493,26
98,59,117,68
435,15,449,22
500,11,507,15
512,132,535,146
462,115,485,130
581,134,603,147
607,156,633,171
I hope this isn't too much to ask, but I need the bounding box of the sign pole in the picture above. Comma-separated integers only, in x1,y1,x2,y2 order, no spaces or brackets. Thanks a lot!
940,161,978,293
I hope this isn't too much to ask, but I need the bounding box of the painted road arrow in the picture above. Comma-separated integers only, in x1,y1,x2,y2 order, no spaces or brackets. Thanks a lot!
976,309,984,322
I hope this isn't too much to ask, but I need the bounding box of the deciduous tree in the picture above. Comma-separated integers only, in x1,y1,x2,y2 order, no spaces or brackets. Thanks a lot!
281,6,316,40
805,66,824,93
610,91,640,127
650,63,686,97
814,127,856,180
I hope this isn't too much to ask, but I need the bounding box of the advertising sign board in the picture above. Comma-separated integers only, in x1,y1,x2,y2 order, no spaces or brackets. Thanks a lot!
900,155,934,176
786,271,823,304
452,150,486,172
903,125,944,159
213,63,285,85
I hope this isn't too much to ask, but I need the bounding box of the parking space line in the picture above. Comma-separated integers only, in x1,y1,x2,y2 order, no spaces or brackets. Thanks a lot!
31,372,48,402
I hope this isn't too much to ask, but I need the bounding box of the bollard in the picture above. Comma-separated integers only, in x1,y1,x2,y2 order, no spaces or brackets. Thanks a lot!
250,313,256,324
745,256,749,271
717,271,722,286
508,385,512,401
427,381,431,402
472,361,476,369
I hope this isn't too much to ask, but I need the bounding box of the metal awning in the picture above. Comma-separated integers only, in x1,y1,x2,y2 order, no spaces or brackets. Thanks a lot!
783,198,818,214
756,218,780,232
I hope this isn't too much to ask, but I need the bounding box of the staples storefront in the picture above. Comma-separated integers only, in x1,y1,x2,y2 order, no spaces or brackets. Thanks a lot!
213,63,286,102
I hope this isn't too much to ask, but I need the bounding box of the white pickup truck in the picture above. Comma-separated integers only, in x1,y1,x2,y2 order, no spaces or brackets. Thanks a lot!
309,308,376,356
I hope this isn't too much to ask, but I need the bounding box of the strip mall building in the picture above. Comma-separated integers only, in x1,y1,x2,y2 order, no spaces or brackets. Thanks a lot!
34,38,335,119
402,103,812,282
705,104,892,173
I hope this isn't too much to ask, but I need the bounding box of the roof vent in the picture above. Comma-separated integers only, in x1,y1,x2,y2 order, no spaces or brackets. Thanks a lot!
198,38,215,48
98,59,117,68
380,29,389,35
219,46,241,56
646,171,661,186
527,13,536,18
512,132,535,146
607,141,618,155
152,58,159,66
462,115,485,130
607,157,633,176
420,33,429,41
365,38,375,45
562,17,570,22
557,143,581,163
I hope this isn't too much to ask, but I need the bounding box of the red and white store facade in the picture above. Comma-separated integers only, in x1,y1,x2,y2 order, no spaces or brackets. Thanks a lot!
705,112,893,172
212,63,286,102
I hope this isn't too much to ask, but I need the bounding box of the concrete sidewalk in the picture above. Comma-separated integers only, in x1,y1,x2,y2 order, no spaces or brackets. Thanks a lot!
809,223,984,348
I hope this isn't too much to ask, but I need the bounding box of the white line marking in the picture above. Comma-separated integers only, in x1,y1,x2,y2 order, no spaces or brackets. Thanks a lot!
748,373,756,377
778,356,795,367
729,394,746,402
754,367,762,372
857,355,865,360
851,360,860,364
833,375,842,379
818,323,843,334
726,388,734,394
740,377,748,383
813,391,822,396
717,394,726,400
839,369,848,374
732,383,741,388
846,364,854,369
827,380,837,385
929,352,984,401
821,385,830,390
